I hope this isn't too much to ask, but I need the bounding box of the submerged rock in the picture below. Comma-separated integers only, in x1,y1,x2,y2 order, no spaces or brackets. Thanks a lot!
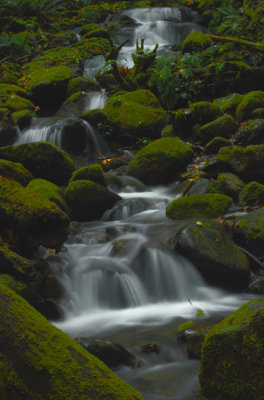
199,299,264,400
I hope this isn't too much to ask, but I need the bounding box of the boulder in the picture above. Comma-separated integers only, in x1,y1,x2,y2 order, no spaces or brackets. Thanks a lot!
0,282,144,400
104,90,167,144
236,91,264,121
217,144,264,183
217,172,245,201
233,119,264,145
126,137,193,185
199,299,264,400
182,31,212,53
66,76,99,97
166,193,232,220
189,101,223,125
238,181,264,206
184,178,219,196
0,142,75,185
64,180,121,221
204,137,231,154
248,276,264,295
196,114,238,145
213,93,244,117
60,118,87,154
80,23,110,39
0,159,33,186
69,164,106,186
0,178,69,256
174,220,250,290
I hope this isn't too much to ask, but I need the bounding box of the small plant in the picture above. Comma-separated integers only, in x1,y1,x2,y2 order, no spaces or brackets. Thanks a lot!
136,137,152,146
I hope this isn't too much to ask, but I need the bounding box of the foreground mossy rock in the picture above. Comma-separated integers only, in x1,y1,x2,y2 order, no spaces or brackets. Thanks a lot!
104,90,167,143
217,144,264,183
199,299,264,400
236,91,264,121
126,137,193,185
19,66,73,113
65,180,121,221
0,178,69,256
217,172,245,200
233,119,264,145
182,31,212,53
0,83,35,115
189,101,223,125
232,208,264,256
197,114,238,145
0,142,75,185
166,193,232,220
213,93,244,117
238,181,264,206
0,283,144,400
174,221,250,290
204,137,231,154
69,164,106,186
0,159,33,186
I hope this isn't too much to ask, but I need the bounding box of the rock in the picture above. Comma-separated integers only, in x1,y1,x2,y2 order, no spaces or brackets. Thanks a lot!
0,159,33,186
75,338,135,368
104,90,167,144
82,108,109,126
69,164,106,186
248,276,264,295
204,137,231,154
238,181,264,206
182,31,212,53
217,144,264,183
0,119,17,147
196,114,238,145
64,180,121,221
185,178,219,196
251,108,264,118
166,193,232,220
199,299,264,400
60,118,87,154
80,23,110,39
233,119,264,145
213,93,244,117
0,178,69,256
127,137,193,185
232,208,264,256
174,220,250,290
217,172,245,200
0,142,75,185
161,124,175,137
236,91,264,121
0,282,143,400
189,101,223,125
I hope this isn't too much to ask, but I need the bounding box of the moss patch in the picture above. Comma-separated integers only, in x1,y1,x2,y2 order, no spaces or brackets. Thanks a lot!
0,159,33,186
69,164,106,186
182,31,212,53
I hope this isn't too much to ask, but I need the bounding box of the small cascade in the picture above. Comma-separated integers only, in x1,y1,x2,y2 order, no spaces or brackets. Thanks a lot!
83,55,105,79
16,117,63,146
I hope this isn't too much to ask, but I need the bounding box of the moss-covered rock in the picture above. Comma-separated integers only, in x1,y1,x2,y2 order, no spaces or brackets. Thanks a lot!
199,299,264,400
216,144,264,183
197,114,238,145
0,282,144,400
233,119,264,146
0,159,33,186
238,181,264,206
236,91,264,121
104,90,167,144
66,76,99,97
126,137,193,185
185,178,219,196
64,180,121,221
80,23,110,39
69,164,106,186
213,93,244,117
161,124,175,137
174,220,250,290
81,108,109,127
217,171,245,201
248,276,264,295
204,137,231,154
182,31,212,53
0,142,75,186
166,193,232,220
189,101,223,125
0,178,69,256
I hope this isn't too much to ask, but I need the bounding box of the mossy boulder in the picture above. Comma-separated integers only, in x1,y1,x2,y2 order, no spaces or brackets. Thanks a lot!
233,119,264,146
80,23,110,39
126,137,193,185
213,93,244,117
19,66,73,113
189,101,223,125
0,159,33,186
238,181,264,206
174,220,250,289
185,178,219,196
0,282,144,400
204,137,231,154
69,164,106,186
197,114,238,145
104,90,167,144
161,124,175,137
81,109,109,127
0,178,69,256
166,193,232,220
236,91,264,121
248,277,264,295
199,299,264,400
232,208,264,256
64,180,121,221
217,172,245,201
216,144,264,183
0,142,75,185
182,31,212,53
66,76,99,97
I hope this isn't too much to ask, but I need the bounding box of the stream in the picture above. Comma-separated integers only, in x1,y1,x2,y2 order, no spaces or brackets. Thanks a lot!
16,6,261,400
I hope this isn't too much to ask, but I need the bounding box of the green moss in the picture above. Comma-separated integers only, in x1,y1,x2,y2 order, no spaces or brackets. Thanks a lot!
236,91,264,121
0,245,38,278
66,77,99,97
213,93,244,117
217,172,245,200
0,282,144,400
204,137,231,154
20,66,73,93
11,109,31,123
238,181,264,206
80,23,109,39
0,159,33,186
69,164,106,186
199,299,264,400
126,137,193,185
198,114,238,145
166,193,232,220
189,101,223,125
182,31,212,53
178,321,194,332
0,274,27,295
161,125,175,137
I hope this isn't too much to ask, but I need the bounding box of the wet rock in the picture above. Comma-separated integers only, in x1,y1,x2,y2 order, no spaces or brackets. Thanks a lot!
75,337,135,368
236,90,264,121
217,172,245,201
140,344,160,354
238,181,264,206
0,120,17,147
233,119,264,145
66,76,100,97
70,163,106,186
0,159,33,186
174,220,250,290
199,299,264,400
247,276,264,295
195,114,238,145
213,93,244,117
204,137,231,154
185,178,219,196
60,118,87,154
